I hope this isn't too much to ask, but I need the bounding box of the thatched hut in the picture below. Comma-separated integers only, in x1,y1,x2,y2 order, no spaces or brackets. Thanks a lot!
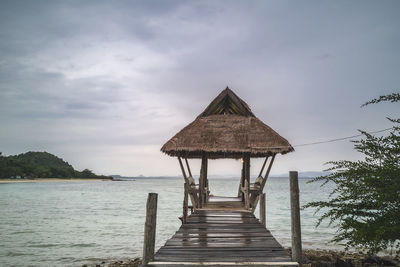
161,87,293,220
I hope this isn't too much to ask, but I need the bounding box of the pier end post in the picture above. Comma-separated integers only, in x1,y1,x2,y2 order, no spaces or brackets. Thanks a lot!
142,193,158,266
290,171,302,265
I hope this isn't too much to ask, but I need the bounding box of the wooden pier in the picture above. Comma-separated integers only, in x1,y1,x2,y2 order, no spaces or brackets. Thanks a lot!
148,209,296,267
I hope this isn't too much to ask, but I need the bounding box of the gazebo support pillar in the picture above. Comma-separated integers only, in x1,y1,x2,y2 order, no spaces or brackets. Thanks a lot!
243,154,250,208
239,159,245,198
199,154,208,207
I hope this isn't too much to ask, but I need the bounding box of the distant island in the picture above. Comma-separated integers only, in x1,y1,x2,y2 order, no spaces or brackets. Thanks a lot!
0,151,112,179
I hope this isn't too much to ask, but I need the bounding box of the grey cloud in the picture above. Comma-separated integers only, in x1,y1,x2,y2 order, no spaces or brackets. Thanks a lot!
0,0,399,175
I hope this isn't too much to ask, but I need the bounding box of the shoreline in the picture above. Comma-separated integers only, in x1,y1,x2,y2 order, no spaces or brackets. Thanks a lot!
94,249,399,267
0,178,113,183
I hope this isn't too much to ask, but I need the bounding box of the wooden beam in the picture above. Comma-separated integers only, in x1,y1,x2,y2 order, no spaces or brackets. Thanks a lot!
250,155,275,213
182,184,188,224
142,193,158,266
244,154,250,204
204,164,209,202
199,154,208,207
260,154,276,190
178,157,198,210
238,158,245,198
184,158,192,178
244,179,249,210
258,156,269,178
260,193,266,226
290,171,302,265
178,157,188,183
199,157,204,208
204,155,208,203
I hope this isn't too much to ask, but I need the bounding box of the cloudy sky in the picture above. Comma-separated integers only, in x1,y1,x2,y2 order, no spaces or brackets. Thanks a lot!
0,0,399,176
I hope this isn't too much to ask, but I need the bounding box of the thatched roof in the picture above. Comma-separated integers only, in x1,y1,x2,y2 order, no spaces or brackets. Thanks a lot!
161,87,294,158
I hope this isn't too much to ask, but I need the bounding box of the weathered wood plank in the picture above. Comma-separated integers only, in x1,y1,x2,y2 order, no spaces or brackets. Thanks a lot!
173,232,272,238
148,264,298,267
151,203,294,266
181,225,263,228
176,229,272,233
156,254,290,258
187,218,255,221
154,256,291,262
158,247,283,251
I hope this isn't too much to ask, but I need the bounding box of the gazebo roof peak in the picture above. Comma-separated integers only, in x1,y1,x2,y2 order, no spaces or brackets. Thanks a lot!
198,87,255,118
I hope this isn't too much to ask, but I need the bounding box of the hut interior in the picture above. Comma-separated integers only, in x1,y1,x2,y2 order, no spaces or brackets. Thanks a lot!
161,87,294,223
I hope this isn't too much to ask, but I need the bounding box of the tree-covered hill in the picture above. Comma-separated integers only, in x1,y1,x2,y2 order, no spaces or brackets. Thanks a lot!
0,151,111,179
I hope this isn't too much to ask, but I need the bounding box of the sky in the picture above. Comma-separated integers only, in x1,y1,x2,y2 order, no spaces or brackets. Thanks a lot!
0,0,399,176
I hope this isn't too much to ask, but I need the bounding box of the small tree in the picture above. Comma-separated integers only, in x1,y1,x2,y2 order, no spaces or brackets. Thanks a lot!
305,93,400,255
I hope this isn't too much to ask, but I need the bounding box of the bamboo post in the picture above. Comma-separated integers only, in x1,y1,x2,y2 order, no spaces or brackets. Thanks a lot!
142,193,158,266
290,171,302,265
259,193,266,226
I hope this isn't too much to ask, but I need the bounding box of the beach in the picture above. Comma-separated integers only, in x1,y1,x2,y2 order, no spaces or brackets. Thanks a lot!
95,250,400,267
0,178,112,183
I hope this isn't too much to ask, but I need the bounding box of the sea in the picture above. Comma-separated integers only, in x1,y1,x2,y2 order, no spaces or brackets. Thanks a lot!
0,177,339,266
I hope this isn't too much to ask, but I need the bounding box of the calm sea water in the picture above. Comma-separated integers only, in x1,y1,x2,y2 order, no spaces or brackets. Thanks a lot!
0,177,338,266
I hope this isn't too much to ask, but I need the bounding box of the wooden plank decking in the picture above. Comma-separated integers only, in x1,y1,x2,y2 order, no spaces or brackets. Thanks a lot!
148,210,297,267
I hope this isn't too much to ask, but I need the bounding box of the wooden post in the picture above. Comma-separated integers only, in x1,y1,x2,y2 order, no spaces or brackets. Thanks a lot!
238,158,245,198
290,171,302,265
199,155,204,208
204,155,208,203
243,154,250,205
199,154,208,206
244,179,249,209
244,154,250,189
205,170,209,201
183,183,188,224
142,193,158,266
245,155,250,209
259,193,266,226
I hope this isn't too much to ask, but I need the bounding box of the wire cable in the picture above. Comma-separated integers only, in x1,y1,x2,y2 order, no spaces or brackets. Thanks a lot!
262,127,394,149
293,127,394,147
